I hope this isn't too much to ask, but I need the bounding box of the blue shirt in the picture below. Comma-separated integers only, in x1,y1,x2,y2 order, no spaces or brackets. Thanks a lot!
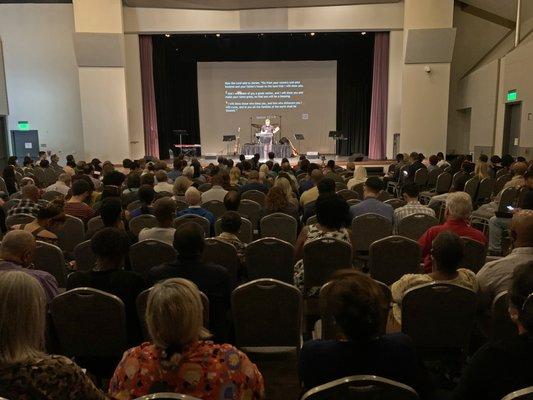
176,207,216,230
349,198,394,222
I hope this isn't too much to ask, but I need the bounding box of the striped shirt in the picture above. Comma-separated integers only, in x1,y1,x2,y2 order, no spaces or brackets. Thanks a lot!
394,201,435,228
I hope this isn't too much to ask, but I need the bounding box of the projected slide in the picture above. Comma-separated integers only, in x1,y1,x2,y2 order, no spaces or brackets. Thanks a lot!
197,61,337,155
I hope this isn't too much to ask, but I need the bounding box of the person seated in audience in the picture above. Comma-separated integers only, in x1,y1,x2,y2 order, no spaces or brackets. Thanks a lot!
229,166,246,189
349,177,394,222
139,197,176,246
503,161,529,191
298,163,319,195
324,160,344,183
140,171,155,186
108,278,264,399
427,155,439,173
488,155,502,178
300,168,324,207
217,211,246,261
45,173,71,196
383,153,407,185
2,165,18,195
299,270,430,397
102,169,126,188
201,173,229,203
86,197,125,239
167,158,185,181
394,183,435,229
0,231,58,303
474,154,490,180
477,209,533,310
67,227,146,344
390,231,478,329
12,199,65,246
224,190,241,211
447,154,467,175
148,223,231,342
7,184,43,218
177,187,215,231
454,261,533,400
153,170,174,193
274,176,299,207
436,152,450,169
238,170,269,194
172,175,192,202
63,154,76,176
419,192,486,272
294,194,351,296
122,172,141,207
347,165,367,190
406,151,427,182
128,185,156,220
64,179,95,223
191,159,207,183
294,157,310,176
0,271,105,399
302,178,336,224
264,186,300,222
82,162,102,191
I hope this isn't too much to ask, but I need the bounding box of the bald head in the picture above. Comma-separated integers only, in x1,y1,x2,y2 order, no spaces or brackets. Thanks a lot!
185,187,201,206
511,210,533,247
311,169,324,184
0,230,36,267
22,184,39,202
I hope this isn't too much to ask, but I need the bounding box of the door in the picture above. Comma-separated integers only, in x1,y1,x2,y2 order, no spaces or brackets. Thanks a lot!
503,103,521,156
11,130,39,160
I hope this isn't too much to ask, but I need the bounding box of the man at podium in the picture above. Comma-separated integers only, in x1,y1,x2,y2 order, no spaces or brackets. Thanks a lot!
256,118,279,160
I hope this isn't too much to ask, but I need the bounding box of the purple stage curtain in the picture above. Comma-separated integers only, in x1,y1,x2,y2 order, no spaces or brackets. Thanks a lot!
368,32,389,160
139,35,160,158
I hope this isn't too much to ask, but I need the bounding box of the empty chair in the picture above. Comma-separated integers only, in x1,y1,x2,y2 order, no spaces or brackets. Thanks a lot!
493,174,512,196
215,217,253,243
460,236,487,273
491,291,517,342
369,236,421,286
260,212,297,244
232,279,302,351
129,240,177,278
420,172,452,203
129,214,158,237
414,168,428,188
351,213,393,254
245,238,294,284
384,198,406,210
5,213,34,229
50,288,128,358
42,190,64,202
397,213,439,241
426,167,441,189
300,375,419,400
238,199,262,231
201,200,226,219
73,240,97,272
241,189,266,207
56,215,85,254
337,189,359,202
402,282,477,357
174,215,210,237
475,177,494,205
34,241,67,288
464,177,480,202
202,238,240,287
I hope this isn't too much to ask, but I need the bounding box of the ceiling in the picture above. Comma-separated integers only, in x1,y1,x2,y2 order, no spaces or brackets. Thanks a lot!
461,0,518,21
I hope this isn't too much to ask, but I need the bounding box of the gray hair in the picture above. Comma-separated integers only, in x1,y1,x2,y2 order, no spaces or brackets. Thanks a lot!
446,192,472,219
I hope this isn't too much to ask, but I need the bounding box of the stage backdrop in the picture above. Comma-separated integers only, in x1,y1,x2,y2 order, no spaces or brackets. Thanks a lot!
151,33,374,158
197,61,337,155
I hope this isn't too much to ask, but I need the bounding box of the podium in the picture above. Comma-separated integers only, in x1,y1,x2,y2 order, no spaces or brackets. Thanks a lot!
255,131,273,144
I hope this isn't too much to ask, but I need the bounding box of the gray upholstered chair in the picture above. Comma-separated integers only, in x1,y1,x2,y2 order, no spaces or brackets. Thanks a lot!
351,213,392,254
241,189,266,207
460,236,487,273
174,215,211,237
56,215,85,254
491,291,518,342
73,240,97,272
336,189,359,202
260,213,297,244
201,200,226,220
202,238,240,287
303,238,352,289
34,241,67,288
245,238,294,284
214,217,253,243
129,240,177,278
397,213,438,241
129,214,158,237
87,216,105,234
238,199,262,231
42,190,64,202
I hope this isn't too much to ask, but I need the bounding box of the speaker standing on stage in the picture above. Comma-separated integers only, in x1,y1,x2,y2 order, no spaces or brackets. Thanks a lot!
256,118,279,160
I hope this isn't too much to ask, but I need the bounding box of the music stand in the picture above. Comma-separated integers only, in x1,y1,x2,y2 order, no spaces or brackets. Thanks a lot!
172,129,188,146
223,135,236,156
294,133,304,155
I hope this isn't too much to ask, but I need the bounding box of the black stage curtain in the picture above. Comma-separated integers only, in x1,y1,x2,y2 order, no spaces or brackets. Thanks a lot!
152,32,374,157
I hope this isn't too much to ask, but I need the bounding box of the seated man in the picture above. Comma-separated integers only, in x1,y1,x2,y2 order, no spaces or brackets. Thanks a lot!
239,170,269,194
176,187,215,231
217,211,246,261
223,190,241,211
63,179,94,223
153,170,174,193
349,177,394,222
87,197,124,238
148,223,231,342
201,173,228,203
0,230,58,303
139,197,176,246
7,184,43,218
477,209,533,310
45,173,71,196
324,160,344,183
394,182,435,229
302,178,336,224
406,152,426,183
419,192,486,272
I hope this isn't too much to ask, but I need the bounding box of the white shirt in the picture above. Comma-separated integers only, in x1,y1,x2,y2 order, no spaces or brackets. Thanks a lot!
138,227,176,246
45,181,70,196
154,182,174,193
201,185,228,204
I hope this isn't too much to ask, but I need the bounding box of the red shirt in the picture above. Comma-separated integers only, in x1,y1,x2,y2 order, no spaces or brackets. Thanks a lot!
418,218,487,273
64,201,94,224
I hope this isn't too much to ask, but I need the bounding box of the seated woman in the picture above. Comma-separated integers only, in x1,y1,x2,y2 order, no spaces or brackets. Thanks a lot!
274,177,299,209
299,270,430,397
264,186,299,222
108,278,264,399
229,166,246,189
12,199,66,246
390,231,478,329
293,193,351,296
128,184,155,219
0,271,105,399
172,176,192,202
347,165,367,191
454,260,533,400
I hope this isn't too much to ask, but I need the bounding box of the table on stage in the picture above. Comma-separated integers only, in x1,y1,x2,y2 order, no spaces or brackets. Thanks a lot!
242,143,291,159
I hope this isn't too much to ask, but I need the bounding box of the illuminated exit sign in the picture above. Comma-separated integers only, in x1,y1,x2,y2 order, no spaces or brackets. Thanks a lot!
507,89,517,102
17,121,29,130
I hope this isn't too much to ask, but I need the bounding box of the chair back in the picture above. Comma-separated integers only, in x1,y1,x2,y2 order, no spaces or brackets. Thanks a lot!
134,393,203,400
497,187,518,213
475,178,494,203
427,168,441,188
198,182,212,192
397,213,438,241
238,199,262,230
369,236,421,286
347,198,361,206
87,216,105,234
73,240,97,272
517,186,529,208
201,200,226,219
402,282,477,354
491,291,518,341
460,237,487,273
127,199,142,212
175,199,189,212
501,387,533,400
5,213,34,229
42,190,64,202
350,183,364,199
337,189,359,201
56,215,85,253
493,174,512,196
260,213,297,244
242,190,266,207
300,375,419,400
202,238,240,287
129,214,158,237
414,168,428,187
335,181,348,191
303,238,352,288
307,215,318,226
384,198,406,210
245,238,294,284
3,199,20,213
463,177,480,201
452,171,467,189
232,279,302,348
435,172,452,194
215,217,253,243
174,215,210,237
50,288,128,357
34,241,67,288
351,213,392,253
129,240,177,278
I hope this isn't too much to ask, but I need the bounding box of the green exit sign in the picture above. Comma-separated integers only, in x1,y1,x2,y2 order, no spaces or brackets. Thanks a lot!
507,90,518,102
17,121,29,131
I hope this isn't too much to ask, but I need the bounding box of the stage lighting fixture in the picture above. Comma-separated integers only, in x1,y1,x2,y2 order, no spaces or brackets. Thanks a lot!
361,31,367,35
165,34,171,37
216,33,221,37
310,32,316,36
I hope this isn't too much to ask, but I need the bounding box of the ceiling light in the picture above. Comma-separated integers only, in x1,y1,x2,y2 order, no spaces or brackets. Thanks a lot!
165,34,170,37
361,31,367,35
